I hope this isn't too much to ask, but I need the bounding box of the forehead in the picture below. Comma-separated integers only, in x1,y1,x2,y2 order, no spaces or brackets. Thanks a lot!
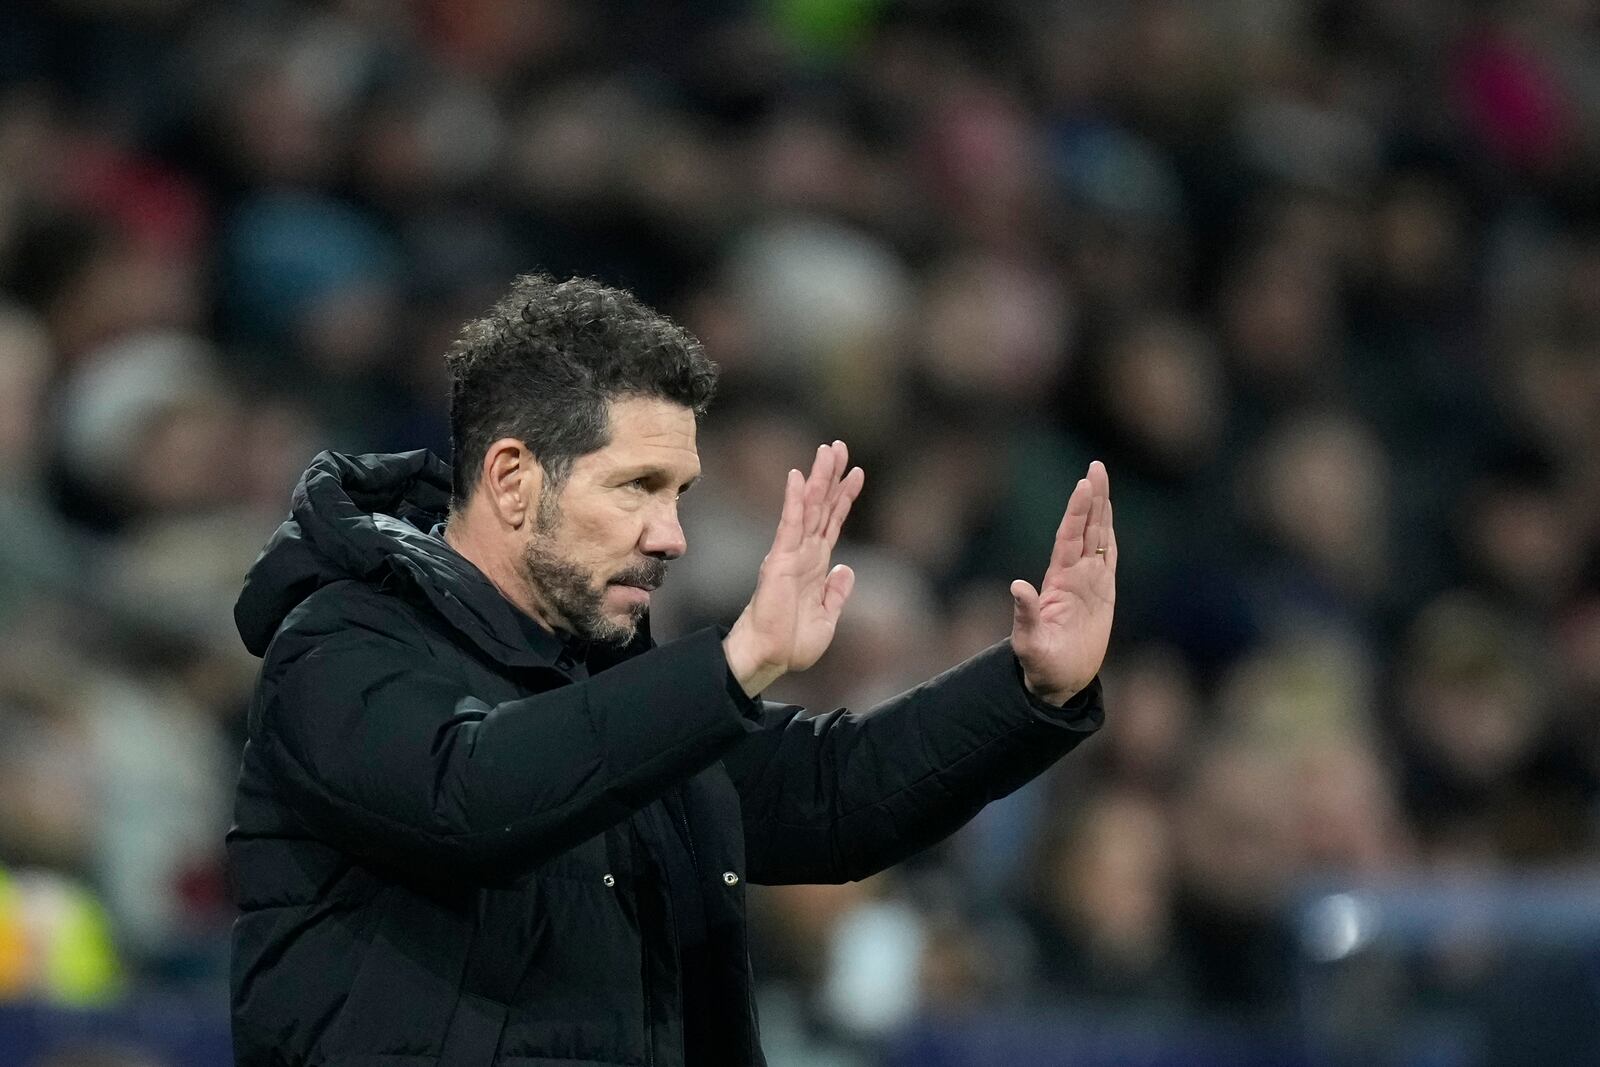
585,395,699,473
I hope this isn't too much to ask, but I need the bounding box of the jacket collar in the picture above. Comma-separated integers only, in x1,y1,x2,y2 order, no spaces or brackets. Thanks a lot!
236,450,652,670
421,519,614,671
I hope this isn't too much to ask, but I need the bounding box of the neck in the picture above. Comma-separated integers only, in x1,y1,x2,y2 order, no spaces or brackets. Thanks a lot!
442,509,562,635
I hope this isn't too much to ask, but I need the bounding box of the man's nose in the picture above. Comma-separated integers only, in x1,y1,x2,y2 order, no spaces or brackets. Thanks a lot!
641,506,687,560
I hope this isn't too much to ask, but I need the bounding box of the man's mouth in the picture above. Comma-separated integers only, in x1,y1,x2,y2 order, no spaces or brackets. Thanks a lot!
610,562,667,593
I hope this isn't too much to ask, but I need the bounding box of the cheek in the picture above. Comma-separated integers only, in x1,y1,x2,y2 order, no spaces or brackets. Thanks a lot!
607,501,652,546
564,505,642,570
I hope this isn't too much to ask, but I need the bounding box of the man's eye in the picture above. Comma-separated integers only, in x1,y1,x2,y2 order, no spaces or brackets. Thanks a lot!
627,478,650,490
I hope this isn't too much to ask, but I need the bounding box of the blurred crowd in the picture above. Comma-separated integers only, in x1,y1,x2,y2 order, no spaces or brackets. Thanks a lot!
2,0,1600,1063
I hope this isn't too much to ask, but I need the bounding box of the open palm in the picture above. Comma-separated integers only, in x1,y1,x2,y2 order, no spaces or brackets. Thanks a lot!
725,441,864,694
1010,460,1117,704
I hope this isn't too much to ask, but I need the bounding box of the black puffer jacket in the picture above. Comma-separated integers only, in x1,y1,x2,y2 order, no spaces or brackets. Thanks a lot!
228,450,1104,1067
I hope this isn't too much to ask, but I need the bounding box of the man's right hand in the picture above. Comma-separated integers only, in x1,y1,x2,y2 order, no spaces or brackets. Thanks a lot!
723,440,864,697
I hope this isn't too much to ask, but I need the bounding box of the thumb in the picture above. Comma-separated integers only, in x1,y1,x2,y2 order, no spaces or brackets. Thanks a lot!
822,564,856,621
1010,579,1040,640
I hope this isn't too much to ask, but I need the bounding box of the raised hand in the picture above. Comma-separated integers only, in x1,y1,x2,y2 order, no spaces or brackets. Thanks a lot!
724,441,865,697
1010,460,1116,705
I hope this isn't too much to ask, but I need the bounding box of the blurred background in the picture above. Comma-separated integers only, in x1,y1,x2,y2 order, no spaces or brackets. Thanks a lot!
1,0,1599,1064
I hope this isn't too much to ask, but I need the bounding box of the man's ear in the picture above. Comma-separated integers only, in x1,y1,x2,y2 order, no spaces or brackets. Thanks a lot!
481,438,543,530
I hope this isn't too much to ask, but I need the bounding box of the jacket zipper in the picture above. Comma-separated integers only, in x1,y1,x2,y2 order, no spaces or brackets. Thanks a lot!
673,786,700,873
666,788,695,1064
648,794,696,1067
633,820,656,1067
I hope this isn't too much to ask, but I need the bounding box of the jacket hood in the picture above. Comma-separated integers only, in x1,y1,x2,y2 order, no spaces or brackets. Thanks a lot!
236,450,570,666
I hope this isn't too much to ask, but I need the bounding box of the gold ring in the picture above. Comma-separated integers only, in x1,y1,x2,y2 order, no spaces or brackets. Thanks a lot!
1095,547,1106,556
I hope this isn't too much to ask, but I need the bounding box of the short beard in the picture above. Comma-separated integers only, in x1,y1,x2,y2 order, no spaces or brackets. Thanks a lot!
520,485,666,646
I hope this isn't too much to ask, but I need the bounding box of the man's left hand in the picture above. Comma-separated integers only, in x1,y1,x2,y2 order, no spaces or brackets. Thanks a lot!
1009,460,1116,705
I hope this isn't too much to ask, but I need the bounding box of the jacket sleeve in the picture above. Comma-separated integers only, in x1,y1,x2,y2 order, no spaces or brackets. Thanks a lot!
251,589,758,882
723,639,1104,885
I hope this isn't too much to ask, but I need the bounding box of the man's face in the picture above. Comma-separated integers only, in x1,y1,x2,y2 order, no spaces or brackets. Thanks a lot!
520,396,700,644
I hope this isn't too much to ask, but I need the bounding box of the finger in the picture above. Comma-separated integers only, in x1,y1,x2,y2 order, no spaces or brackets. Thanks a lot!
1087,459,1109,499
773,468,805,552
1010,579,1040,640
1087,460,1111,558
821,563,856,620
821,440,851,503
1085,478,1105,560
823,466,865,545
1049,477,1092,571
1104,497,1118,569
808,442,833,492
804,444,835,536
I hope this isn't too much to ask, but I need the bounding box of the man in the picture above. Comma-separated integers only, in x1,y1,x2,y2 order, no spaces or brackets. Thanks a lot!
228,274,1116,1067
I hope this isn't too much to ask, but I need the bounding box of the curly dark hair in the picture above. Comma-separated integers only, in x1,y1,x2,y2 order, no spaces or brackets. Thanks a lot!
445,273,718,508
